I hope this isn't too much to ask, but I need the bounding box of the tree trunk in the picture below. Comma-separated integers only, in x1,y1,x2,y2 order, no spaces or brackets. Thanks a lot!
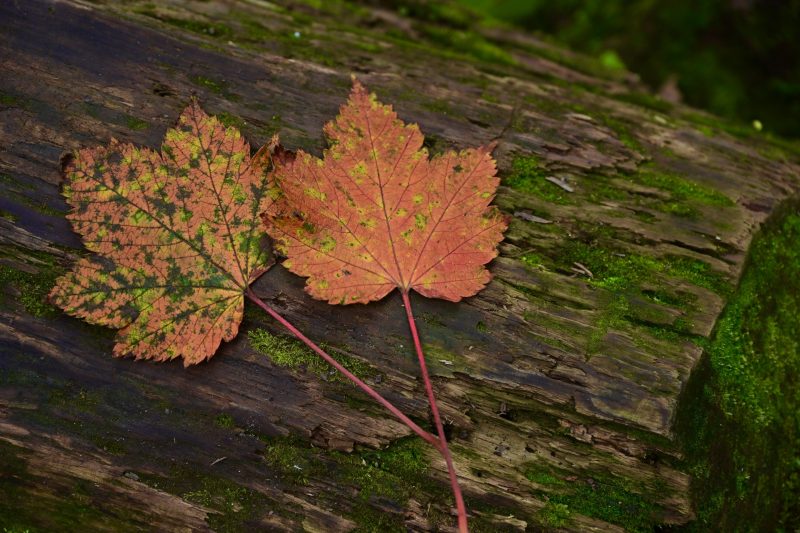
1,1,798,531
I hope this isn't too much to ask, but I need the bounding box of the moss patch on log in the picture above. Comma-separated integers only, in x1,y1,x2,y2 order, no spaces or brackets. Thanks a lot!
260,434,437,531
503,156,573,205
524,461,667,531
0,247,64,318
675,199,800,531
247,328,375,382
137,465,289,532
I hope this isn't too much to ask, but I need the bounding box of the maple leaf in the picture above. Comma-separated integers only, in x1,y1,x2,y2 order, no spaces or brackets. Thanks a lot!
50,102,277,366
264,80,507,532
264,80,508,305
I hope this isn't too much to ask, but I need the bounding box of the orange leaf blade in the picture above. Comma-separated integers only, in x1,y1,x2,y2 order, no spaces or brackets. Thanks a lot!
50,102,276,365
265,80,507,305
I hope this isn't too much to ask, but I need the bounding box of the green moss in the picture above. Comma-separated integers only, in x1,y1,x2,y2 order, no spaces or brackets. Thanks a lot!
90,436,127,456
678,111,800,161
504,156,573,204
480,90,500,103
136,8,233,40
188,75,239,101
613,92,674,113
421,99,453,115
0,90,27,109
124,114,149,131
344,439,430,498
260,434,436,530
585,179,627,203
391,1,474,28
599,114,642,152
0,258,63,318
519,252,545,269
537,502,572,527
226,13,342,68
138,466,283,531
548,475,661,532
663,255,731,296
420,342,470,375
20,200,63,217
516,40,626,81
524,460,664,531
537,225,727,353
525,90,646,153
524,465,566,487
628,166,734,208
417,24,516,66
190,75,225,94
641,288,696,310
675,200,800,531
0,90,37,113
1,173,66,217
262,435,319,485
556,238,730,296
587,293,628,353
216,111,246,130
503,140,735,222
247,328,374,381
418,311,445,328
214,413,236,429
420,132,451,155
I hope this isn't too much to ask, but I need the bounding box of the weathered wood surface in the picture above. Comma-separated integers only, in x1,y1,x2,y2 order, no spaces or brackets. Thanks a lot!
1,0,799,531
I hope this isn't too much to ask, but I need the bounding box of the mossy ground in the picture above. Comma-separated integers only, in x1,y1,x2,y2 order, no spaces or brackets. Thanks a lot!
675,200,800,531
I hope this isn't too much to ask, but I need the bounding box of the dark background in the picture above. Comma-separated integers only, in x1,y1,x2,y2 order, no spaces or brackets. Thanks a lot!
456,0,800,139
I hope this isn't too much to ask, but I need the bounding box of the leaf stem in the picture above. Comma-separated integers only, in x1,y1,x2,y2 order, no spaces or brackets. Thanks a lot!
245,288,441,450
401,290,469,533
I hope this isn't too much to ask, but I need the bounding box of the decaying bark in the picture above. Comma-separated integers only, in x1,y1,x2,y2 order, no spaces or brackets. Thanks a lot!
1,0,798,531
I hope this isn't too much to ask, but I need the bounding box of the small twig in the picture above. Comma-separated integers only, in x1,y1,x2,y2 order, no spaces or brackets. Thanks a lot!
210,456,227,466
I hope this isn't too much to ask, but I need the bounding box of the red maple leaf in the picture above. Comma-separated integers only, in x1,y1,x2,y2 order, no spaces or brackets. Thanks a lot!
265,79,508,532
264,80,507,305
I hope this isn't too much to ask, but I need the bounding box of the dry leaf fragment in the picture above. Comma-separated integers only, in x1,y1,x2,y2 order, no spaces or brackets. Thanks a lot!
513,211,552,224
571,262,594,278
50,102,276,365
544,175,574,192
264,80,507,305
